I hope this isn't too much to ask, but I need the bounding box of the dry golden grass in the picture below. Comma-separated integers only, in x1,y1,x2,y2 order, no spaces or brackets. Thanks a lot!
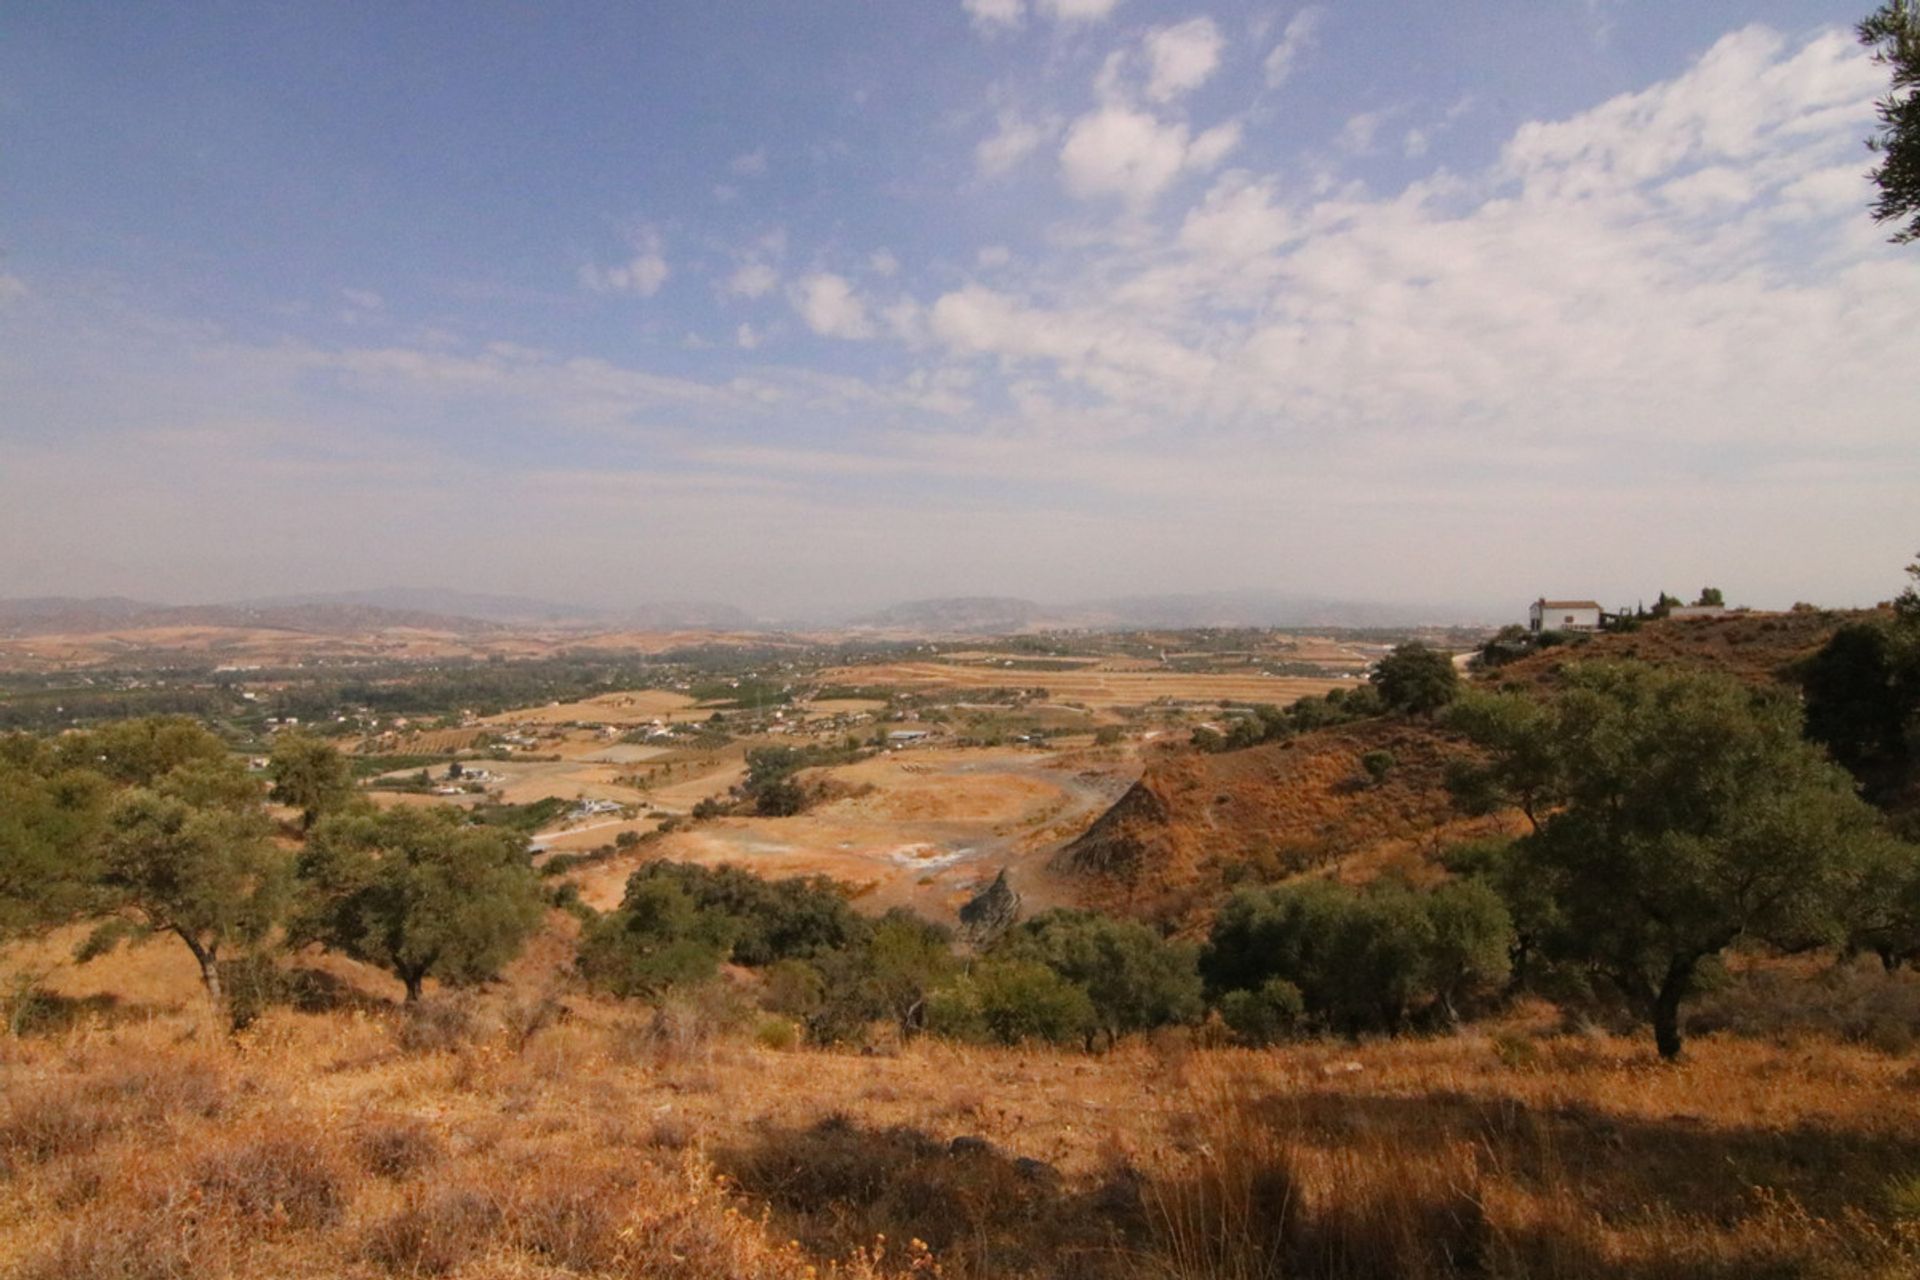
3,973,1918,1279
814,661,1349,712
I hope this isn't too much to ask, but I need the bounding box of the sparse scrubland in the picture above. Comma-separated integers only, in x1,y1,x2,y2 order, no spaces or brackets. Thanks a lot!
5,567,1920,1277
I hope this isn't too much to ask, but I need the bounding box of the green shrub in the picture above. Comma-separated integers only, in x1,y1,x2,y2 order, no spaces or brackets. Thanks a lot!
754,1016,801,1051
930,960,1095,1047
1201,878,1512,1035
1219,978,1305,1046
996,909,1203,1048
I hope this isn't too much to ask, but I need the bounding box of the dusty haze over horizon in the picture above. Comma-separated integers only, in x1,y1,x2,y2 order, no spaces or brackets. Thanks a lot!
2,3,1914,617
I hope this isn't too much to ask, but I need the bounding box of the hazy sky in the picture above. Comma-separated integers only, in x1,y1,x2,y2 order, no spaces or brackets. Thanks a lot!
2,1,1915,619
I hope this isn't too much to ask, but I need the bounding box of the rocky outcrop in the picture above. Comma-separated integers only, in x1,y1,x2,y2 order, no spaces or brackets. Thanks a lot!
958,868,1022,946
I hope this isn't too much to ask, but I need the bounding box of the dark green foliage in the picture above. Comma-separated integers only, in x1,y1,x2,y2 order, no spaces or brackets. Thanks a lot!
1799,559,1920,816
739,742,868,816
55,715,232,787
865,909,958,1038
1359,749,1395,785
1696,587,1725,607
0,742,109,943
298,805,545,1002
1450,662,1900,1058
996,909,1203,1048
92,765,290,1005
1369,643,1459,716
629,861,871,966
1200,878,1512,1035
1474,625,1534,670
578,875,734,998
1802,620,1918,790
926,958,1095,1046
1861,1,1920,242
267,731,352,830
1219,977,1305,1046
1199,686,1384,754
464,796,571,836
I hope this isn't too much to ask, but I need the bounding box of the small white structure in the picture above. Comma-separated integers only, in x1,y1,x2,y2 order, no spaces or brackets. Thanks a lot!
1529,598,1603,633
887,728,932,748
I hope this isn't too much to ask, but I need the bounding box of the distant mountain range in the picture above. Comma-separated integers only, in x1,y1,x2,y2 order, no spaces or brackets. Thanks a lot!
0,587,1471,640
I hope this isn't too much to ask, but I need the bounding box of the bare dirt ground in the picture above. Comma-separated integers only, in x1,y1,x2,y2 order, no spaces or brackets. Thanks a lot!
563,746,1140,923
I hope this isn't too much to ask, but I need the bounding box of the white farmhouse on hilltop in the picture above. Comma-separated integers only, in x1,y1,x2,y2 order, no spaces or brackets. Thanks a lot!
1529,598,1603,633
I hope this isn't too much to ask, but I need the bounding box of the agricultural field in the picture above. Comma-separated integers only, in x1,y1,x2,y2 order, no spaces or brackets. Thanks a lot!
814,660,1358,712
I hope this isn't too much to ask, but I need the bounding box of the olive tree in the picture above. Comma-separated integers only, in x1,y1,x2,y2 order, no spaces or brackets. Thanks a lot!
1860,1,1920,243
1370,643,1459,716
268,731,353,830
90,766,291,1006
0,739,109,946
299,805,544,1003
1449,662,1896,1059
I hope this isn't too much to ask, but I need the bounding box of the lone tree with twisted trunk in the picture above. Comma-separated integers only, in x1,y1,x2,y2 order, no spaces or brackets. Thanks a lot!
297,804,544,1003
1861,1,1920,242
1448,662,1898,1059
88,763,291,1006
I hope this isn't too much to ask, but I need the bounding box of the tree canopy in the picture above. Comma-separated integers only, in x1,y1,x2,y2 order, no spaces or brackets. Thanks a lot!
998,908,1203,1049
1370,643,1459,716
268,731,353,831
1449,661,1900,1058
1201,877,1512,1036
91,761,290,1005
298,804,544,1002
0,741,110,945
1860,1,1920,243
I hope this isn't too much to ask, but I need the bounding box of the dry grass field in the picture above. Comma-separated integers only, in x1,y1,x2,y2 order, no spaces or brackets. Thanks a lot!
477,690,706,728
814,661,1357,712
4,930,1919,1280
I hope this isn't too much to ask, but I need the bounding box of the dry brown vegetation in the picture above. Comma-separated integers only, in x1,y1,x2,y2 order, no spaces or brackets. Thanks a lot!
1058,721,1521,931
4,976,1920,1280
1490,610,1857,693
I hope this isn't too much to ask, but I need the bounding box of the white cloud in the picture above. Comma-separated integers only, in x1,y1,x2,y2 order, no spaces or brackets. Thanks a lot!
977,245,1012,267
919,21,1913,501
976,110,1048,177
340,288,384,311
1059,106,1237,202
1338,108,1394,153
1187,121,1242,171
0,274,26,304
736,322,761,349
1038,0,1119,22
1263,7,1324,88
870,249,900,276
725,261,780,299
730,148,768,176
791,273,875,339
1143,17,1224,102
579,229,670,297
964,0,1024,30
1177,173,1296,258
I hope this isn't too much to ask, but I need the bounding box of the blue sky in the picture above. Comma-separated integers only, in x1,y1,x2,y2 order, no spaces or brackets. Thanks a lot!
1,1,1914,619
